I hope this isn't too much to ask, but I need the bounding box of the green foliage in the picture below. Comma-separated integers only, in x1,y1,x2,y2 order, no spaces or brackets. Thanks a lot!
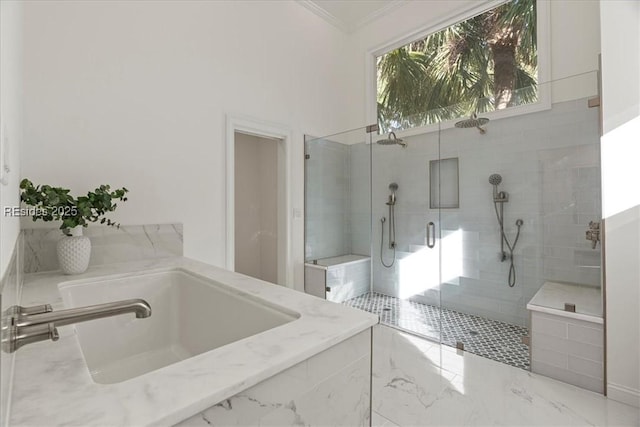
377,0,537,132
19,179,129,235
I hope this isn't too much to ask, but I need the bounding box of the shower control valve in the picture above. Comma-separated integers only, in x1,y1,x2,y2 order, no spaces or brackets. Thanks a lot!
586,221,600,249
494,191,509,203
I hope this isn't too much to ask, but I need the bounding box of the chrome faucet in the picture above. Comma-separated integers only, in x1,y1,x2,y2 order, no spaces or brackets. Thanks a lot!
2,299,151,353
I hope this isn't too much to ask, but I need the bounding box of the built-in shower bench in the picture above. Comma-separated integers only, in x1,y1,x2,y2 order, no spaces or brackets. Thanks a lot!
305,255,371,303
527,281,604,393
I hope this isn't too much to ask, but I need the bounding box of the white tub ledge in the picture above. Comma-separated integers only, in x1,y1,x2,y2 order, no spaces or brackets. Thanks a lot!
9,257,378,426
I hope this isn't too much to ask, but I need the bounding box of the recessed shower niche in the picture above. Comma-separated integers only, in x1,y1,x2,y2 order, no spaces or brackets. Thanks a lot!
429,157,459,209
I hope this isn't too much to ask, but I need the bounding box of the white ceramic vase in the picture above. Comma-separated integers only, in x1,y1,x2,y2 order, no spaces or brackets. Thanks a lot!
57,226,91,275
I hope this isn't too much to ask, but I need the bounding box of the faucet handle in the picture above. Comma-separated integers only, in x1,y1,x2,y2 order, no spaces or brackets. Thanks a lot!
51,328,60,343
48,323,60,342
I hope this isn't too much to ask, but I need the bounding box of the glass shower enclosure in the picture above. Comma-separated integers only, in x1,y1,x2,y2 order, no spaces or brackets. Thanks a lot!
303,127,373,303
304,72,603,380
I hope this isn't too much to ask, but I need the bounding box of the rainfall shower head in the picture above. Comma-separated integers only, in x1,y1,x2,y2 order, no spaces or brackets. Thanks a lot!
377,132,407,148
488,174,502,186
455,113,489,134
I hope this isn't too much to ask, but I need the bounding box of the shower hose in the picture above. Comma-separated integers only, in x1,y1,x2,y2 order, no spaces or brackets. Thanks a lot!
493,202,523,287
380,216,396,268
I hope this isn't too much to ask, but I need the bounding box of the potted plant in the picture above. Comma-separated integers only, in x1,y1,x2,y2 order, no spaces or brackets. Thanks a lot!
20,179,129,274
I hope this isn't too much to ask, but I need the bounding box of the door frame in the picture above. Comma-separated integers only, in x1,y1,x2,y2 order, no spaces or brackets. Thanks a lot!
225,114,293,288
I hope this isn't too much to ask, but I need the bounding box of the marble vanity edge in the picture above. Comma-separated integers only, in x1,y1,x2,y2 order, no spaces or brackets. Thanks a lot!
0,235,21,427
10,257,379,427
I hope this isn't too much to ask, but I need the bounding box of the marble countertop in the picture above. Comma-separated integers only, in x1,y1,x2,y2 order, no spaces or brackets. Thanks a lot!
9,258,379,426
526,281,603,323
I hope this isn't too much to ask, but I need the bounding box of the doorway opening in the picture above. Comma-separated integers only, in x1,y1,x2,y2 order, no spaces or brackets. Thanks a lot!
234,132,280,284
226,115,292,287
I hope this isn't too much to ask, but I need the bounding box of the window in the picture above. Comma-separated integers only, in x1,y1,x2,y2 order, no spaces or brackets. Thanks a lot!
376,0,538,133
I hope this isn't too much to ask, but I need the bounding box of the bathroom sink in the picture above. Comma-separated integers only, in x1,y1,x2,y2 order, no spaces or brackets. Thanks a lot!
58,269,299,384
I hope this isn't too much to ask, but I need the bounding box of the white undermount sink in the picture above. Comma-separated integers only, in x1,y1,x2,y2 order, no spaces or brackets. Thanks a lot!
58,269,299,384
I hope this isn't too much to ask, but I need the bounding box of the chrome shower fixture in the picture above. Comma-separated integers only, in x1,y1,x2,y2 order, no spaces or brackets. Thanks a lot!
488,173,502,186
387,182,399,205
489,173,523,287
381,183,399,268
376,132,407,148
488,173,508,202
455,113,489,134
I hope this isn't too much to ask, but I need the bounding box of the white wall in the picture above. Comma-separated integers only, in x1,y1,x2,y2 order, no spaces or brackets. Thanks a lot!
549,0,601,81
344,0,601,128
234,133,278,284
22,0,353,290
600,0,640,407
0,0,23,277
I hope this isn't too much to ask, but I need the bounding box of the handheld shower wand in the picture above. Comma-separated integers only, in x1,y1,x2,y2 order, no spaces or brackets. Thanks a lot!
488,174,523,287
381,183,399,268
387,182,398,206
489,174,507,261
489,174,508,202
386,183,398,249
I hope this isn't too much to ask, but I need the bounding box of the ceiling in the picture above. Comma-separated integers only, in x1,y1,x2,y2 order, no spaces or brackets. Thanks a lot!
298,0,408,33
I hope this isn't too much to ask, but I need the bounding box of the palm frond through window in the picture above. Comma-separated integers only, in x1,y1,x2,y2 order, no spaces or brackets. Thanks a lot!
377,0,537,133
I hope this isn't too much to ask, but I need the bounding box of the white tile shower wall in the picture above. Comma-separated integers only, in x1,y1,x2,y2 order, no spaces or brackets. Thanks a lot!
176,329,371,426
357,99,601,327
1,236,22,427
22,224,183,273
305,139,351,260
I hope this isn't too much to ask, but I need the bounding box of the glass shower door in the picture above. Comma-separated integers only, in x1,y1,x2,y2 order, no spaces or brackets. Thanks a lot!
435,95,533,368
436,72,602,373
370,124,443,342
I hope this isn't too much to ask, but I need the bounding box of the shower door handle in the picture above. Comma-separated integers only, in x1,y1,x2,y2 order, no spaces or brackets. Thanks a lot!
426,222,436,248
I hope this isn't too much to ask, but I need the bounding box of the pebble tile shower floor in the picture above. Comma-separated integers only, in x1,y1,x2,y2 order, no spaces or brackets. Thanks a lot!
343,292,530,370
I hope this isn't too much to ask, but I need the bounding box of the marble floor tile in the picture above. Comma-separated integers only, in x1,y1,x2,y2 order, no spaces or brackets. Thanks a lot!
373,411,400,427
373,325,639,427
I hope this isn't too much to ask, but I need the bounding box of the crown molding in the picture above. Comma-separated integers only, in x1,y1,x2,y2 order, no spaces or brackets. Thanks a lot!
296,0,409,34
296,0,350,33
352,1,408,33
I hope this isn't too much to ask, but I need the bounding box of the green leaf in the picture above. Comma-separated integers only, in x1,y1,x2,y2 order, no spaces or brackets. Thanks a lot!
18,179,130,230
